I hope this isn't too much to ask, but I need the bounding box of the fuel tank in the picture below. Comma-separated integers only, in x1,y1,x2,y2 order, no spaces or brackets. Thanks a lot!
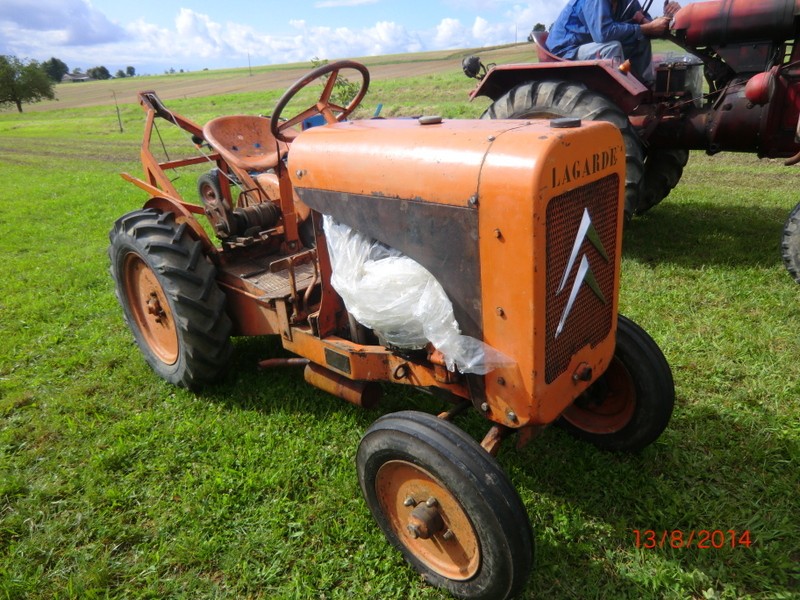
672,0,800,47
288,117,627,426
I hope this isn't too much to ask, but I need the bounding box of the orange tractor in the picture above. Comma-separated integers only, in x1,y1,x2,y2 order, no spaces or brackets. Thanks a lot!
109,61,674,599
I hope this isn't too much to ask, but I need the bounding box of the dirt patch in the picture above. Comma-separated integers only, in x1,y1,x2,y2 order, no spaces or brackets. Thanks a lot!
18,45,534,112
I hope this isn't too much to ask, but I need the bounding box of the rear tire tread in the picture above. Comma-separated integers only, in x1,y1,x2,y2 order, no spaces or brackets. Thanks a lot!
109,208,232,388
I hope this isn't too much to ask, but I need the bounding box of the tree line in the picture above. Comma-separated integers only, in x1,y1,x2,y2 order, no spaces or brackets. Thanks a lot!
1,55,136,113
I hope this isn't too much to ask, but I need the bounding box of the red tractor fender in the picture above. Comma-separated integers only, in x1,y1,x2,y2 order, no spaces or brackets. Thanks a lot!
470,61,649,114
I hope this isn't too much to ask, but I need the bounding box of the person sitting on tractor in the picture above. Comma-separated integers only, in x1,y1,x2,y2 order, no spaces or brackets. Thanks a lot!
546,0,681,86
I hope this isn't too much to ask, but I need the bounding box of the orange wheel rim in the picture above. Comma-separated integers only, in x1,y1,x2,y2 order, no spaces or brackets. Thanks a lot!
375,460,480,581
561,357,636,433
123,253,179,365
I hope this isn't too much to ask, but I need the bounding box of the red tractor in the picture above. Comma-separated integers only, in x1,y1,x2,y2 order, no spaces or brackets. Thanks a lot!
110,61,674,598
464,0,800,282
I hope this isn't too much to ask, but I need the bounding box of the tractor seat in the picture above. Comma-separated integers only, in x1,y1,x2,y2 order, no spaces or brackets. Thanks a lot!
531,31,564,64
203,115,289,172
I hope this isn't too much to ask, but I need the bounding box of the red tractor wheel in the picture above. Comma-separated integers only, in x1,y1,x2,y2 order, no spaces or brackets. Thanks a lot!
557,314,674,452
638,149,690,214
357,411,533,600
109,209,232,388
782,200,800,284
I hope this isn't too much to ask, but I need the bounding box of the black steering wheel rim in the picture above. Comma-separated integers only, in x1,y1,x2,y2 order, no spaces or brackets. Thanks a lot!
270,60,370,143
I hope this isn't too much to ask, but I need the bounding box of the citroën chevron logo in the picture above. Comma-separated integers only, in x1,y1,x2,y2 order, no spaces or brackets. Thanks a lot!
555,208,609,339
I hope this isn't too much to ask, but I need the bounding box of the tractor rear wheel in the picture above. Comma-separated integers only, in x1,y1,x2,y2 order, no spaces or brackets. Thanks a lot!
482,80,645,218
781,201,800,284
557,314,674,452
109,208,232,388
357,411,533,600
638,149,689,214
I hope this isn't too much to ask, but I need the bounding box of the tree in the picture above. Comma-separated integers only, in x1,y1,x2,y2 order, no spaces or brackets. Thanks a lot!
0,55,55,113
125,66,135,77
115,69,127,79
310,57,359,106
86,65,111,80
42,57,69,82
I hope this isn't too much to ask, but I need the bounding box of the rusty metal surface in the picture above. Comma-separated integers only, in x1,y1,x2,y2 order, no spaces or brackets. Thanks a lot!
258,358,310,369
469,61,648,111
672,0,800,47
479,425,511,457
304,362,382,408
203,115,288,172
288,119,511,207
239,260,317,299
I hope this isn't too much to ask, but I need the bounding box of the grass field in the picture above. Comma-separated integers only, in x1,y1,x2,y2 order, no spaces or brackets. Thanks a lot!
1,48,799,599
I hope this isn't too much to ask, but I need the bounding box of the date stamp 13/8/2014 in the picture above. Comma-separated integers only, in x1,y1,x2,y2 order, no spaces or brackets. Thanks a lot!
633,530,753,550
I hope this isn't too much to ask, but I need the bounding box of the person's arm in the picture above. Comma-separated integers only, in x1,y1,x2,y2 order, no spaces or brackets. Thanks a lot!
640,15,671,37
581,0,641,45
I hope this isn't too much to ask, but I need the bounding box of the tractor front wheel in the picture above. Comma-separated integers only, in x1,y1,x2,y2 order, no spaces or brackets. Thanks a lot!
482,80,645,218
557,314,674,452
108,208,233,388
357,411,533,600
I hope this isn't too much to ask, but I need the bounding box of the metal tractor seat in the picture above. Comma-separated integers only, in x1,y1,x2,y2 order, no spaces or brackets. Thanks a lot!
203,115,289,172
531,31,564,63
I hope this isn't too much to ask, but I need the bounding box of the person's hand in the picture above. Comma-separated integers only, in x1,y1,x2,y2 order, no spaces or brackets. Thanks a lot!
663,1,681,18
631,10,647,24
641,15,671,37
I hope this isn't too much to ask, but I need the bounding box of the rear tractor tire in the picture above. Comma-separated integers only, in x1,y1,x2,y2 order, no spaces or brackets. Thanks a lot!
108,208,233,388
357,411,533,600
482,80,645,218
638,149,689,214
781,201,800,284
557,314,674,452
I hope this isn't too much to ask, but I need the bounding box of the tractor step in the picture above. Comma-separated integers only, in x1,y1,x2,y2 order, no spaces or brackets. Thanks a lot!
244,260,317,300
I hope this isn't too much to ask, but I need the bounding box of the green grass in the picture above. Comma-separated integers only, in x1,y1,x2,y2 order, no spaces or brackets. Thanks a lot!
1,62,799,600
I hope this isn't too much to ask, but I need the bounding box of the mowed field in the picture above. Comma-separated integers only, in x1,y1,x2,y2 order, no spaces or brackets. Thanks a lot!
27,44,531,112
1,43,799,600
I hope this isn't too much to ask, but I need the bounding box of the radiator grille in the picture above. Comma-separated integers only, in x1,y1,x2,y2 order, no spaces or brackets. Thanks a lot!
545,175,619,383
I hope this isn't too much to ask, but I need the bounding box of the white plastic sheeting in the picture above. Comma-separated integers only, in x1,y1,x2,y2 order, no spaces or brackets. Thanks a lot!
323,215,511,375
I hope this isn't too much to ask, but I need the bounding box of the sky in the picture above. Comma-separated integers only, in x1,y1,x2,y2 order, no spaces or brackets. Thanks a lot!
0,0,698,75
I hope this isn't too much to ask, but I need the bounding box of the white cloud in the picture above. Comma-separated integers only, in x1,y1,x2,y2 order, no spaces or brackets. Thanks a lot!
0,0,127,47
433,18,468,48
314,0,379,7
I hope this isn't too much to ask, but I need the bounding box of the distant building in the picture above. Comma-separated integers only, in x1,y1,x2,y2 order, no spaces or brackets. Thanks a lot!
61,73,93,83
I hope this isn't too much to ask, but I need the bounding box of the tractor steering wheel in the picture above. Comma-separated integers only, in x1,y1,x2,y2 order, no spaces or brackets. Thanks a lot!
270,60,370,143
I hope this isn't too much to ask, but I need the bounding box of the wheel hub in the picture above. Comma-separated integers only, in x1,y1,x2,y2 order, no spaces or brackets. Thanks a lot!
406,497,445,540
376,460,480,581
146,293,166,323
123,252,179,365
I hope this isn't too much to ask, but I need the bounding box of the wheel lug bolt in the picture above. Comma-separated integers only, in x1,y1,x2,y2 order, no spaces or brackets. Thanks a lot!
407,524,421,539
403,496,416,507
425,497,438,508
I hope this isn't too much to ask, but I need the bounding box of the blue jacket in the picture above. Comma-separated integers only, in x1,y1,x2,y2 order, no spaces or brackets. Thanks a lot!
546,0,650,59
